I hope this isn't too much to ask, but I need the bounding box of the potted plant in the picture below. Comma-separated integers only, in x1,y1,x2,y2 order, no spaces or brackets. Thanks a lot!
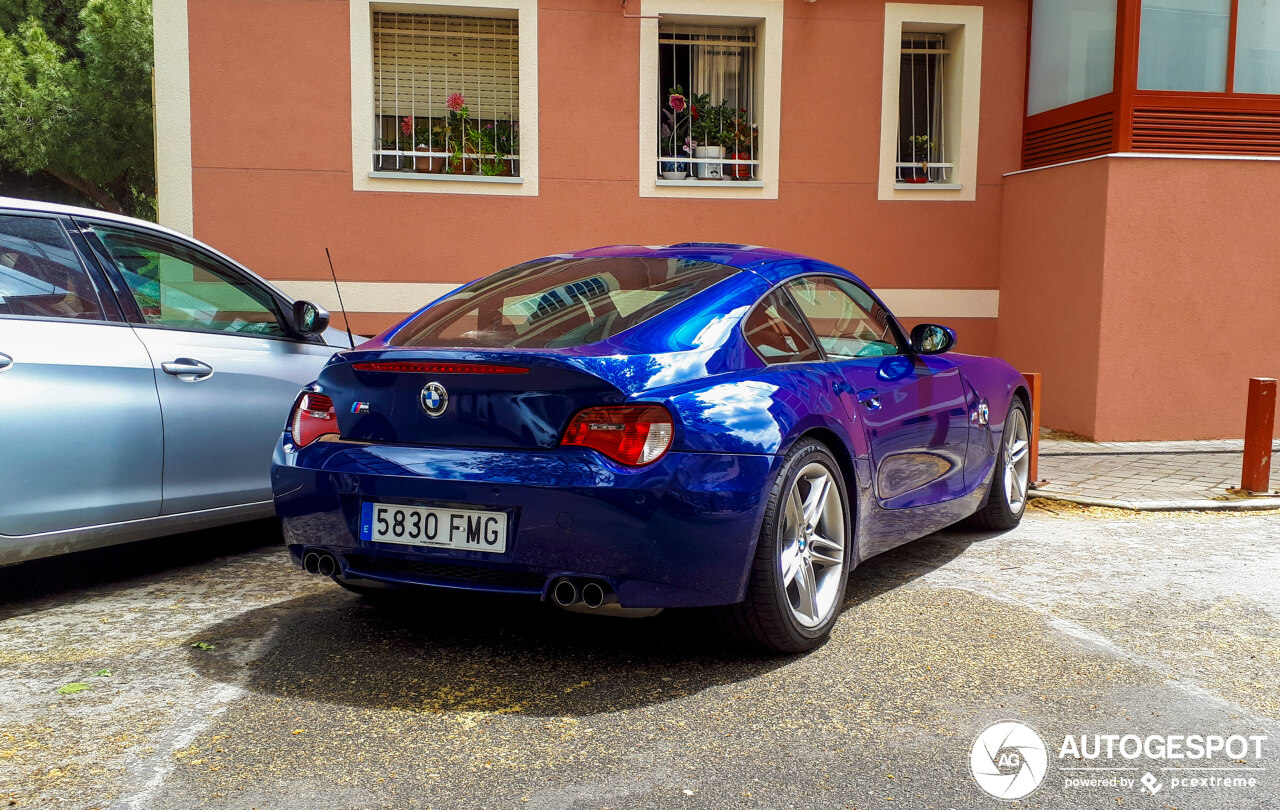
904,134,936,183
443,93,475,174
494,120,519,177
724,108,757,180
469,122,514,177
690,95,736,179
660,87,691,179
403,116,445,173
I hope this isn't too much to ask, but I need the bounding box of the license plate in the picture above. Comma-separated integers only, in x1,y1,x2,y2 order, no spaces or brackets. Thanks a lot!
359,502,507,553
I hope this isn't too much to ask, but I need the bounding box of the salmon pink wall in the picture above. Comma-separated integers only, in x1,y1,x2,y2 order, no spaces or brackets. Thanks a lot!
998,156,1280,441
1096,158,1280,440
183,0,1027,359
995,158,1109,438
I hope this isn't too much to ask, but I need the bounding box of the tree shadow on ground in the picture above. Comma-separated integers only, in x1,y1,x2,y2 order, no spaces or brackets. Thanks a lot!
184,525,1004,718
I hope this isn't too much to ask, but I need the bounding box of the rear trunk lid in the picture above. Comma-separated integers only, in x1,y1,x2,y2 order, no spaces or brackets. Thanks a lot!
315,348,629,449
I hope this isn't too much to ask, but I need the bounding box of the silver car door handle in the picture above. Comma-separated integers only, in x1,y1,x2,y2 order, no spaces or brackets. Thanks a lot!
0,353,11,372
856,388,881,411
161,358,214,380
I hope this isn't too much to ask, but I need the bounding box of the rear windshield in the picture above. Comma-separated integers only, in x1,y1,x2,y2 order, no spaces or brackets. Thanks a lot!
388,256,740,349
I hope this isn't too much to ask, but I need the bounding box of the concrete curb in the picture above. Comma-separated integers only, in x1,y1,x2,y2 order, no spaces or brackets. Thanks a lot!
1030,491,1280,512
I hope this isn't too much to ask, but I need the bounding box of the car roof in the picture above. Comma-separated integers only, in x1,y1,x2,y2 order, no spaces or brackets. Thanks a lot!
564,243,815,271
560,242,866,287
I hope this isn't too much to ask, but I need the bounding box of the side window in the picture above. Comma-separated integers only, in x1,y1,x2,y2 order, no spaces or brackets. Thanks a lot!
0,215,104,321
742,290,821,364
90,226,285,337
785,276,904,359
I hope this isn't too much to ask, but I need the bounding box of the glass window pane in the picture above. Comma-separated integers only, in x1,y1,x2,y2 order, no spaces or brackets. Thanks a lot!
1236,0,1280,93
898,33,950,182
657,22,758,181
390,256,740,349
92,226,285,336
0,215,104,321
373,13,519,175
1138,0,1230,91
784,277,904,359
1027,0,1118,115
742,290,821,364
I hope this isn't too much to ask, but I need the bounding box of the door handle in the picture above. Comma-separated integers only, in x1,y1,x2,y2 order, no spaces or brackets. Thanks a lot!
161,358,214,381
856,388,881,411
0,353,11,373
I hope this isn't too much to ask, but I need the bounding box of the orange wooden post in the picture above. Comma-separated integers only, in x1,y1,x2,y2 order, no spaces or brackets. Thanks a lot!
1022,372,1043,487
1241,377,1277,493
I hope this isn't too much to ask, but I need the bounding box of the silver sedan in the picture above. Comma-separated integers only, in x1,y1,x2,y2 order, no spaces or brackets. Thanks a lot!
0,197,351,565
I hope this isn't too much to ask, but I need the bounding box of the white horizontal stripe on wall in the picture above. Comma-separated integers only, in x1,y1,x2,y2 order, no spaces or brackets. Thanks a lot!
876,288,998,319
274,281,999,320
274,281,459,313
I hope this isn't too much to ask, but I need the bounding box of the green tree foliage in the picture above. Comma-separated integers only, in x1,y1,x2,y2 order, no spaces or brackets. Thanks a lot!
0,0,89,55
0,0,154,218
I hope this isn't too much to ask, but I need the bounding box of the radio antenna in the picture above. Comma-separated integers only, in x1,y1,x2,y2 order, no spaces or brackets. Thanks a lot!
324,247,356,348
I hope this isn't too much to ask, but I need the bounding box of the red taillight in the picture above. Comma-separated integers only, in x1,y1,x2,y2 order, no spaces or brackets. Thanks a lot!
560,405,674,466
289,392,337,447
351,361,528,374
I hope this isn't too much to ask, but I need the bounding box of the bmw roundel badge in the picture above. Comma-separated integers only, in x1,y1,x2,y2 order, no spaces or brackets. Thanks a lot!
420,381,448,417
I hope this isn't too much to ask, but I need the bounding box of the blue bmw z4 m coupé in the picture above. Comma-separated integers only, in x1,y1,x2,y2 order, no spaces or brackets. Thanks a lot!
273,244,1030,652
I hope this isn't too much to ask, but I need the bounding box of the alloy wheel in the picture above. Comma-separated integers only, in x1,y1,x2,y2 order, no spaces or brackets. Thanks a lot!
1004,406,1031,514
778,462,846,628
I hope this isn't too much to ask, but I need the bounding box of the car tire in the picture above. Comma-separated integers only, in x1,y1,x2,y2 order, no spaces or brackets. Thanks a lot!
969,398,1031,530
722,439,851,654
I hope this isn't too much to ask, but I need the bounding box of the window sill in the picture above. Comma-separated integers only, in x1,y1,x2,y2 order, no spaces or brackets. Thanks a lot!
367,171,524,184
655,179,765,188
893,182,963,190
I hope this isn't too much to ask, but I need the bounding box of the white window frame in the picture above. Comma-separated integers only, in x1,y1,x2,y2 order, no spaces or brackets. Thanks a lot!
638,0,782,199
350,0,539,196
878,3,982,202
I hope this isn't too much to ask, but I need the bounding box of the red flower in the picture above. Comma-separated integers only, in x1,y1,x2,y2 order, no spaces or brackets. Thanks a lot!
669,93,686,113
401,116,413,135
447,92,466,112
691,105,699,120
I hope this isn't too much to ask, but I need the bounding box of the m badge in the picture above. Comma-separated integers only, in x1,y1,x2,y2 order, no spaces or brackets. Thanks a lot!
420,381,449,417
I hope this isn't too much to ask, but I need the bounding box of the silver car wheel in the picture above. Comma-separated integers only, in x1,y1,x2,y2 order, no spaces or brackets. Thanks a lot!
1004,406,1031,514
779,462,846,629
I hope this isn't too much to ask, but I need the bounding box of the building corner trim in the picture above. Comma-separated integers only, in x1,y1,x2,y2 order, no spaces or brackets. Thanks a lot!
153,0,194,235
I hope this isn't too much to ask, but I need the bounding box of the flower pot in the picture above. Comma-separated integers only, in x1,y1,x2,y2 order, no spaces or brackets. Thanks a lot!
693,146,725,179
660,161,688,180
415,147,444,173
728,151,753,180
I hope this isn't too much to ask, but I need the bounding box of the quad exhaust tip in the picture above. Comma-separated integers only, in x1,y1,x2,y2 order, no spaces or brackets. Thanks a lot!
303,550,338,577
552,578,580,607
581,581,615,609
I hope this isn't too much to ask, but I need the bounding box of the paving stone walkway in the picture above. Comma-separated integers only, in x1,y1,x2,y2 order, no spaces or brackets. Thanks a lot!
1032,435,1280,510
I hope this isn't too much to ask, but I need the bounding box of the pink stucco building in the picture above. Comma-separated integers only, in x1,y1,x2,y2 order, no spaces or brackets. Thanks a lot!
154,0,1280,439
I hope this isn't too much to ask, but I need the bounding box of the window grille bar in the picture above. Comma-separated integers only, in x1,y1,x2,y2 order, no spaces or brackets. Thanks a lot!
897,32,950,184
656,20,759,181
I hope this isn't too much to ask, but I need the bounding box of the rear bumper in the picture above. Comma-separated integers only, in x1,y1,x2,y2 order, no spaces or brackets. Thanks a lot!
272,439,781,608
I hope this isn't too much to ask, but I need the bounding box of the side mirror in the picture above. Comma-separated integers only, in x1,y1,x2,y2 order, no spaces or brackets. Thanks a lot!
910,323,956,355
291,300,330,336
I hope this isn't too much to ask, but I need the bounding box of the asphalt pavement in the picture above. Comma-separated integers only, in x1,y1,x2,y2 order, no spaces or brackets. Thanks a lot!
3,506,1279,810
